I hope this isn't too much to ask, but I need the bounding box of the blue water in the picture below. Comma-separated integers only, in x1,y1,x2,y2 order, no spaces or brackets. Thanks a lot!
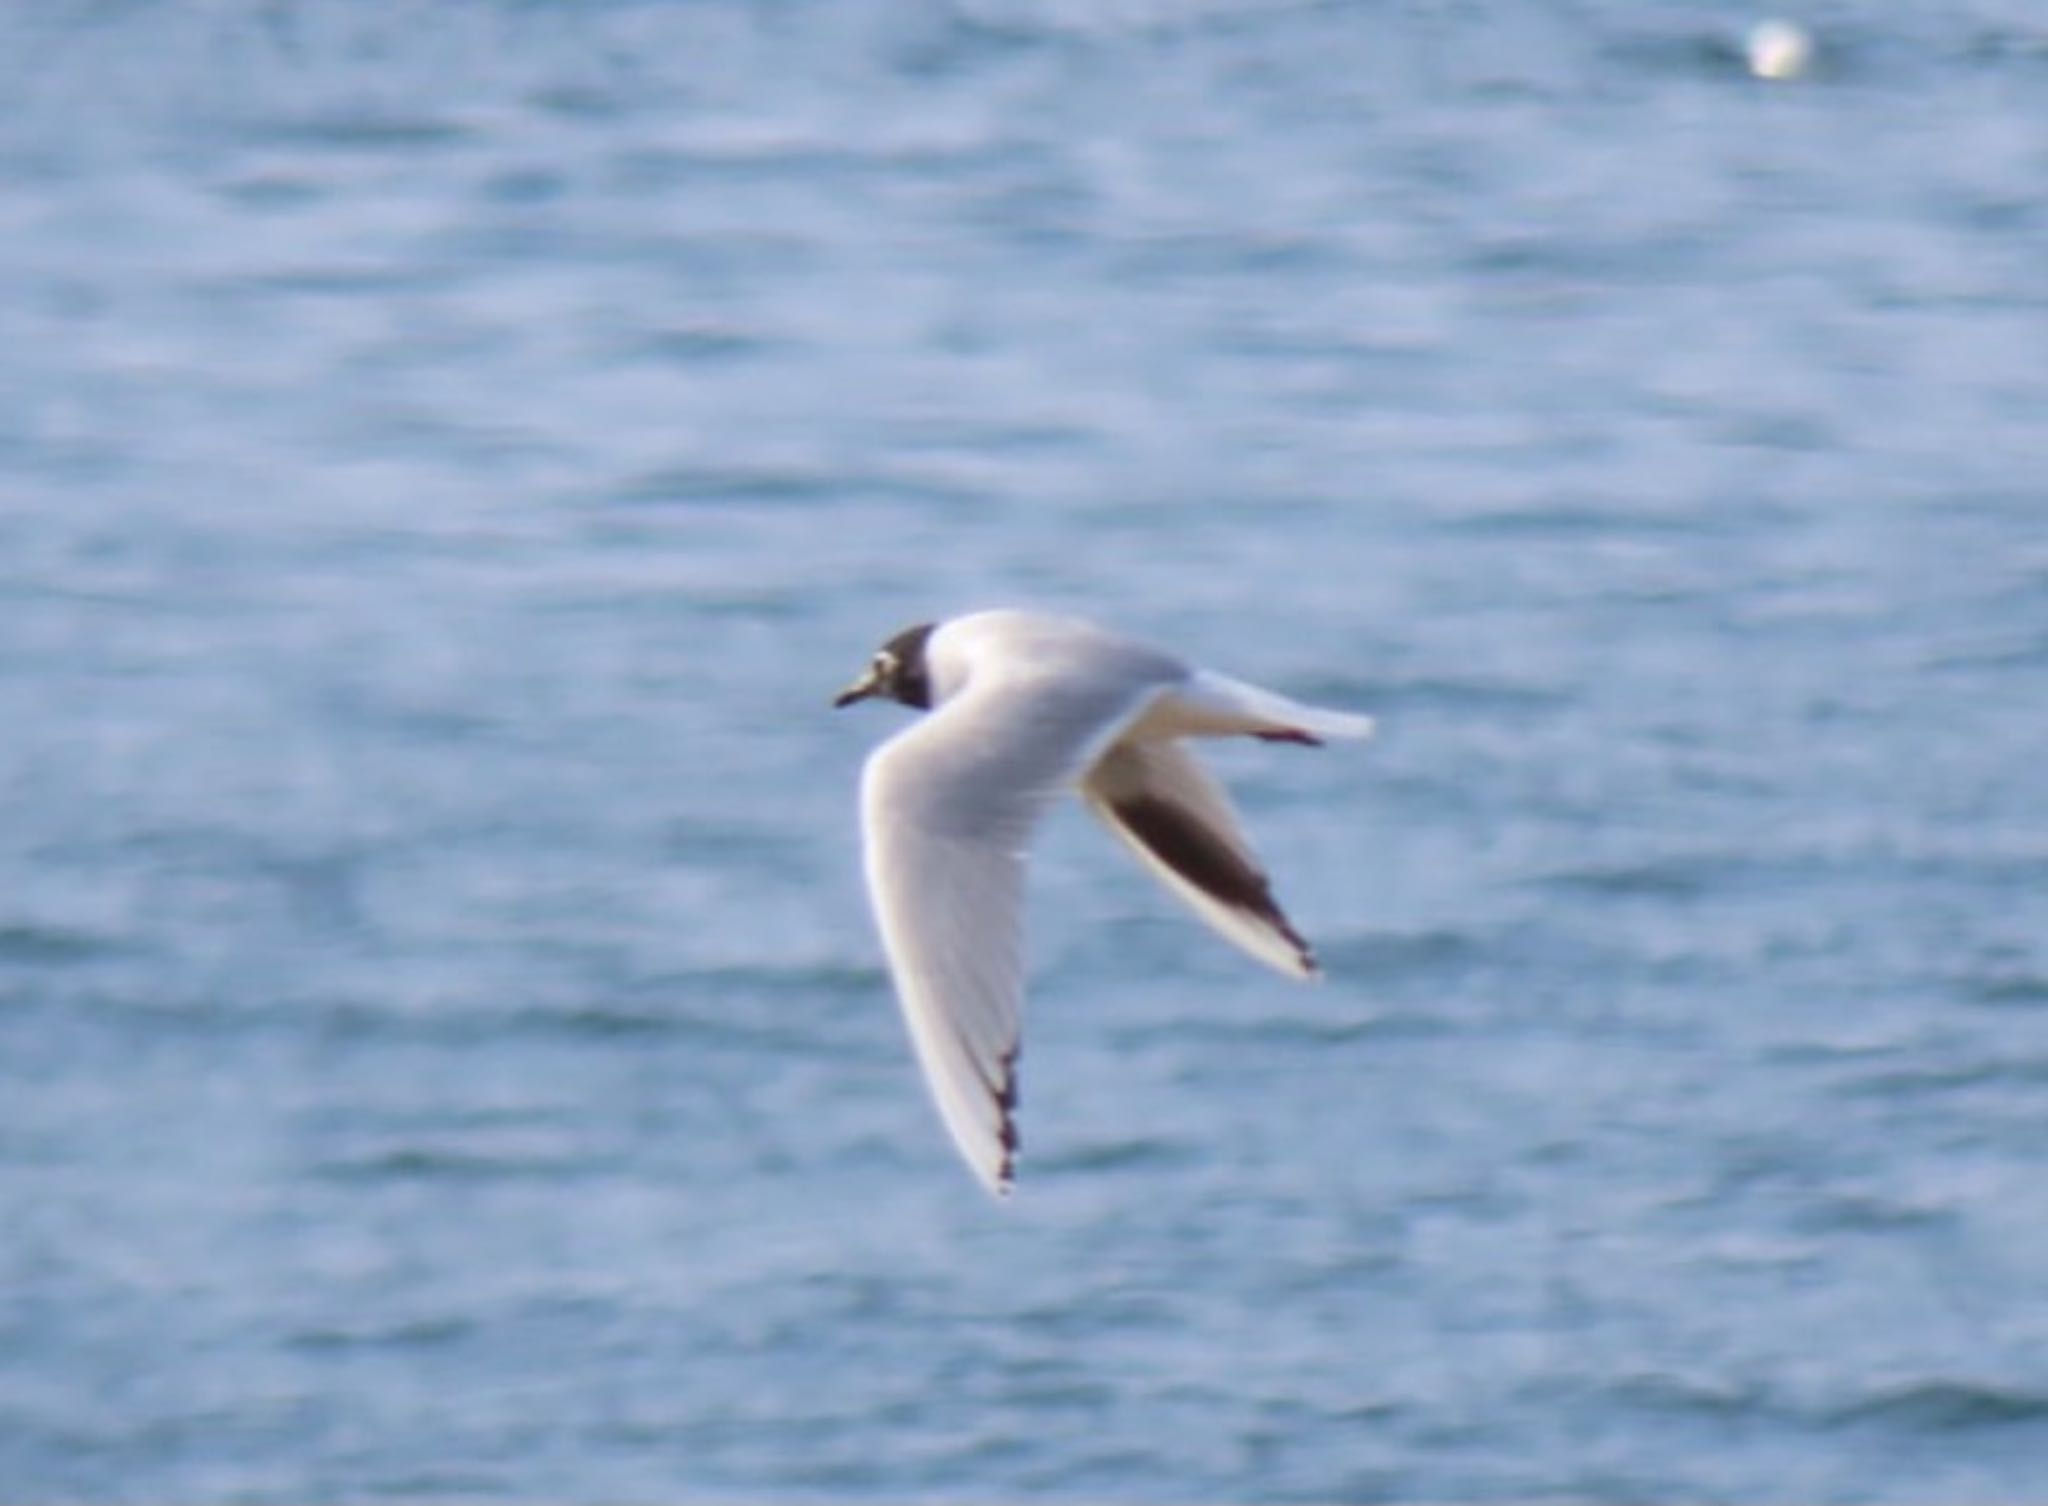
4,1,2048,1499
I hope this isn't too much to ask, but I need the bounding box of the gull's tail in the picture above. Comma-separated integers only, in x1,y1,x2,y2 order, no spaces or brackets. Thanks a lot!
1169,670,1377,745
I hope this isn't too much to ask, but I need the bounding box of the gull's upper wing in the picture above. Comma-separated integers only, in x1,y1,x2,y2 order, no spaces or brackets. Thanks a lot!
860,664,1169,1195
1081,738,1318,979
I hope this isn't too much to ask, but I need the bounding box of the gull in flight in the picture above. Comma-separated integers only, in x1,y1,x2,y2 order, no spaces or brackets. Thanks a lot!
835,610,1374,1195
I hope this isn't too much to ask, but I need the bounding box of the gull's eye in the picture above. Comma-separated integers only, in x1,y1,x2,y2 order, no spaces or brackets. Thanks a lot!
874,651,896,675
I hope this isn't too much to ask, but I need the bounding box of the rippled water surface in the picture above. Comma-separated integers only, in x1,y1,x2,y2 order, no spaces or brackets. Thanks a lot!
4,2,2048,1500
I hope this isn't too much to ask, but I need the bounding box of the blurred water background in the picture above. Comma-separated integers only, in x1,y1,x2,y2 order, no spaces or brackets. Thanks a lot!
4,1,2048,1499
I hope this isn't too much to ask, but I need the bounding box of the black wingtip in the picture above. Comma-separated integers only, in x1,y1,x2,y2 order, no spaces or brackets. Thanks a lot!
1280,916,1317,975
993,1045,1021,1197
1255,727,1324,747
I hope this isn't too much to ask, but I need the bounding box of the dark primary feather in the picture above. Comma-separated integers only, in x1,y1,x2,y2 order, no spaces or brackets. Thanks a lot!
1107,791,1314,968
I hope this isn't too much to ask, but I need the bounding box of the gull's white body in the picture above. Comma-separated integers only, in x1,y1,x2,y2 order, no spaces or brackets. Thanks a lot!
852,610,1374,1195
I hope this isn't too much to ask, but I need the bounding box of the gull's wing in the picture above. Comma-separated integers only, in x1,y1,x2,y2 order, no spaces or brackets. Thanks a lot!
1082,739,1318,979
860,667,1168,1196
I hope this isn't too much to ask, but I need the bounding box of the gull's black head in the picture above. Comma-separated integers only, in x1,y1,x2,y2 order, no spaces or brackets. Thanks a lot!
833,622,936,711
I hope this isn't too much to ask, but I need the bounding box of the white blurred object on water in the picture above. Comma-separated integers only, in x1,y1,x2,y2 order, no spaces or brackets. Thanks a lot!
1747,18,1814,80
